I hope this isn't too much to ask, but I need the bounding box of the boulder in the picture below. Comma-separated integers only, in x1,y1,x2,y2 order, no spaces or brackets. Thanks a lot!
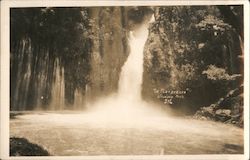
194,85,243,127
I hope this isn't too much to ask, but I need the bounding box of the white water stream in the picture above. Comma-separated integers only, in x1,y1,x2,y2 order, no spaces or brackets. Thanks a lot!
118,24,149,101
118,14,156,101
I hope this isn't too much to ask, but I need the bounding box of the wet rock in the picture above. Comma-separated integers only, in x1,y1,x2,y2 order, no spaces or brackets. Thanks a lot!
215,109,231,116
10,137,50,156
194,85,243,127
223,143,244,154
193,106,215,121
214,109,231,122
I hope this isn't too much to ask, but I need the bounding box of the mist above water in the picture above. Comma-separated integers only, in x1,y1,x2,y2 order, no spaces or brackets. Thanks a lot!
118,23,150,101
84,14,166,122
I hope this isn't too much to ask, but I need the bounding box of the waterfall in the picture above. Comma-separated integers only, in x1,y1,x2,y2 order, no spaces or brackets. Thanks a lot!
118,15,155,102
118,30,147,101
85,15,158,121
74,88,85,110
50,58,65,110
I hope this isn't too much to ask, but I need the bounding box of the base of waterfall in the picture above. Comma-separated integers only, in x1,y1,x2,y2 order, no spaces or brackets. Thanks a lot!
10,107,243,155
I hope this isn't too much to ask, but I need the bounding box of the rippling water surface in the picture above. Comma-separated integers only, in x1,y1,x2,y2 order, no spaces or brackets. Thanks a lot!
10,110,243,156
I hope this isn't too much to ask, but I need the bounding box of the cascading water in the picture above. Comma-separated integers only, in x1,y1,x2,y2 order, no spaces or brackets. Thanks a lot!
50,58,65,110
118,26,149,102
118,15,155,102
84,15,161,121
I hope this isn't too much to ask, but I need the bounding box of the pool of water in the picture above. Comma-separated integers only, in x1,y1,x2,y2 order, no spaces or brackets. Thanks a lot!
10,111,243,156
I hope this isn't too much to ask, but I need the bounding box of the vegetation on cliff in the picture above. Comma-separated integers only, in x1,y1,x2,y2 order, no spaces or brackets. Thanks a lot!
143,6,243,119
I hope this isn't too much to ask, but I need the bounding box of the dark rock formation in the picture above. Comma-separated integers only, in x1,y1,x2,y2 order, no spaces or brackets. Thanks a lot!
10,137,50,156
194,84,243,127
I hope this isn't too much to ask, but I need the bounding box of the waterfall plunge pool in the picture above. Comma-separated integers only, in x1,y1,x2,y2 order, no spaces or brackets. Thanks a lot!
10,110,243,156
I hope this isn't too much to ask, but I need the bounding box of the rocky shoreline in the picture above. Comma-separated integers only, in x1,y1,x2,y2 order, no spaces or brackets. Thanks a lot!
194,85,243,127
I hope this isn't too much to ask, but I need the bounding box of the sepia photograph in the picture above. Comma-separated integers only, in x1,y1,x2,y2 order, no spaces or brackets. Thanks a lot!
0,0,249,159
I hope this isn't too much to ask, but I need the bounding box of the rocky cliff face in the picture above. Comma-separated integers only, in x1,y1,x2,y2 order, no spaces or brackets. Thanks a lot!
88,6,154,100
87,7,129,100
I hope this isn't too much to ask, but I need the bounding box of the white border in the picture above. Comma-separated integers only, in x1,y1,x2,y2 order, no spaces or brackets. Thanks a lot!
243,1,250,160
1,0,10,159
1,1,249,160
0,0,249,7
